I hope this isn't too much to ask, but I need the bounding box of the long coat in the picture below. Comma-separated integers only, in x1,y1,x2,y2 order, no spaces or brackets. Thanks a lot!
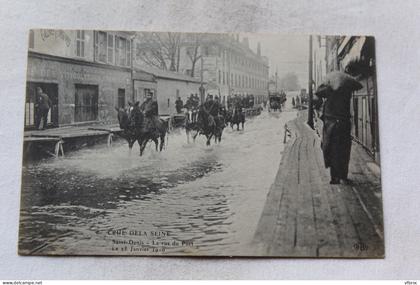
317,86,353,180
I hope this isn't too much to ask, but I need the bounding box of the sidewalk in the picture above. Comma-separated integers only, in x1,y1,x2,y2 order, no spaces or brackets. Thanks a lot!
253,111,384,257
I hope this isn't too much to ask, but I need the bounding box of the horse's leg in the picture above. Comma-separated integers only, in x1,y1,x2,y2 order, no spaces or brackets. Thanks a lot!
159,134,165,151
137,139,143,156
128,138,135,153
206,134,213,146
152,137,158,151
186,129,190,144
192,131,199,142
140,140,148,156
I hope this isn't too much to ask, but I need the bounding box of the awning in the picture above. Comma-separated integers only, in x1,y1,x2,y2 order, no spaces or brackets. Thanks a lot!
340,36,367,69
337,36,352,56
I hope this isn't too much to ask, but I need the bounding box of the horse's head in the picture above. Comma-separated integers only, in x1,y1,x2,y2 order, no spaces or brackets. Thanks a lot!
115,107,129,130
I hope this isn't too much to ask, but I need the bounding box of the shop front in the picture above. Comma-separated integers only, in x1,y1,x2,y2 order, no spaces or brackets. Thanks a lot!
26,52,132,129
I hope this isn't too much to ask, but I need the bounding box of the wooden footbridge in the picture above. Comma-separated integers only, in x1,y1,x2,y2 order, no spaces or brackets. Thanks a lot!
23,124,122,158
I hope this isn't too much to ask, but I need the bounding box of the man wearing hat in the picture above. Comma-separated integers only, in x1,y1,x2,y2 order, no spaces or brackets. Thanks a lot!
315,71,362,184
140,92,158,132
35,87,52,130
175,95,184,114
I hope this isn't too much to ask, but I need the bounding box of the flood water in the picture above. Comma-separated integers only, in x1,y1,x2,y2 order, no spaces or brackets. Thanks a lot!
19,104,297,256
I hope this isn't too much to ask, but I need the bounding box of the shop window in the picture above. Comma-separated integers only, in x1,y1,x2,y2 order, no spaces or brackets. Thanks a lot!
75,84,98,122
76,30,85,58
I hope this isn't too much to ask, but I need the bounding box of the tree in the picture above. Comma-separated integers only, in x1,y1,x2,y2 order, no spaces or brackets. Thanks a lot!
184,33,206,77
279,72,300,91
135,32,183,71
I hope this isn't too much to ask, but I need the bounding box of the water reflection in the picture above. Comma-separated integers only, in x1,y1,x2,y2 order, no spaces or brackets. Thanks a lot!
19,107,297,256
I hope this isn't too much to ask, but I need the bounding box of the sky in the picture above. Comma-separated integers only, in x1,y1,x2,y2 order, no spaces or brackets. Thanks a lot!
243,33,310,89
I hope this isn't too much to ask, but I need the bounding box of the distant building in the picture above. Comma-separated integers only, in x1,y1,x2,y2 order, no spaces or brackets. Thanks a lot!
177,33,270,106
133,66,201,115
26,29,134,129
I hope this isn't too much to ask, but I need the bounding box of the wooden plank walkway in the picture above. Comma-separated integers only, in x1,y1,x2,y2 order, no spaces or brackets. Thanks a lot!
24,124,121,139
253,111,384,258
23,124,122,158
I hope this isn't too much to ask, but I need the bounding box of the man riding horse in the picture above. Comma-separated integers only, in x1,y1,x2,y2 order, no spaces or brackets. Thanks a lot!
228,94,245,130
196,94,225,145
116,93,168,156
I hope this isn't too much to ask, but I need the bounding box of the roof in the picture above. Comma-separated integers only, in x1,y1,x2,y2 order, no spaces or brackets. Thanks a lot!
135,65,201,83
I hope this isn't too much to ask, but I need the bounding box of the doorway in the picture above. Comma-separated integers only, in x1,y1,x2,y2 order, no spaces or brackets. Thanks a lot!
25,82,59,130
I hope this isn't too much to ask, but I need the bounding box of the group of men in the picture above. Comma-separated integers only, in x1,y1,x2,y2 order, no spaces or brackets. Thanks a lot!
126,92,159,132
226,94,254,110
175,93,200,114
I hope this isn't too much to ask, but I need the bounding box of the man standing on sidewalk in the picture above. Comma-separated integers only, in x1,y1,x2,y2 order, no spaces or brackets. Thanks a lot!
315,71,362,185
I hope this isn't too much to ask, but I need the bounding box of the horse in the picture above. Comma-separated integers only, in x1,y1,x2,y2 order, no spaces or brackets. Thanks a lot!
229,108,245,131
184,109,200,144
269,100,281,112
192,111,225,146
115,107,168,156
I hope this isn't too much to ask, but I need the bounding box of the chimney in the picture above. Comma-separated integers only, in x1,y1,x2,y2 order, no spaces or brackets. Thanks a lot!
242,37,249,48
257,42,261,56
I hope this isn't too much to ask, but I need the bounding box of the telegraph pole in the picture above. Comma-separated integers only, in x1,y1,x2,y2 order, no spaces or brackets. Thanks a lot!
307,35,314,129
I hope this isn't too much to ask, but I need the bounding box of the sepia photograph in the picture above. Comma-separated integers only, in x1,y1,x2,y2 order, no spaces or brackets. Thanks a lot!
19,30,384,258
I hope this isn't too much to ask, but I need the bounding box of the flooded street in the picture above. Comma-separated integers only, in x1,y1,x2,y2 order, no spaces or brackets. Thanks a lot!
20,105,297,256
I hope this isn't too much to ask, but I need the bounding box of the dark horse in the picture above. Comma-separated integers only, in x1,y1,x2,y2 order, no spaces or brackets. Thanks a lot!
115,108,168,156
191,111,225,146
269,100,281,112
229,108,245,131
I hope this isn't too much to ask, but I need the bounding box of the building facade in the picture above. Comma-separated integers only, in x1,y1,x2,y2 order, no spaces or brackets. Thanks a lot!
140,34,269,105
319,36,380,163
25,29,134,129
133,66,201,116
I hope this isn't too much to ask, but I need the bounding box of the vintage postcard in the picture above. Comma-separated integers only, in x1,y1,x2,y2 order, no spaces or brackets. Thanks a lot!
19,30,384,257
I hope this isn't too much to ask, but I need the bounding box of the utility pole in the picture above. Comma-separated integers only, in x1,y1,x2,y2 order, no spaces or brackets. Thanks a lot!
307,35,314,129
275,66,278,92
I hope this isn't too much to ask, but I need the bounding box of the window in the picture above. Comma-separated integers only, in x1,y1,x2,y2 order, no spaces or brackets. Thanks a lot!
126,40,131,67
118,89,125,108
113,36,130,67
76,30,85,57
75,84,98,122
118,37,127,66
218,70,221,84
107,34,114,64
97,31,107,62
